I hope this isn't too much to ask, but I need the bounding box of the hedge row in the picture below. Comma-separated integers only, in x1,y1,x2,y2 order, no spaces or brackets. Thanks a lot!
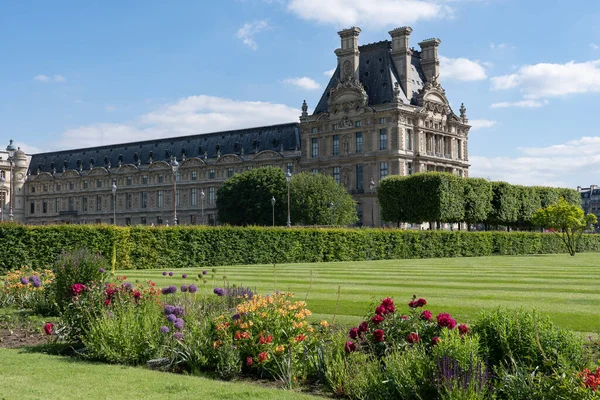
1,225,599,273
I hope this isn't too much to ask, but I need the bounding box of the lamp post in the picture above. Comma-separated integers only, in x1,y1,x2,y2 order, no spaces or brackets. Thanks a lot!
111,182,117,225
0,176,5,222
329,201,334,226
200,189,205,225
369,178,375,227
285,171,292,227
271,196,276,227
171,158,179,225
6,140,15,222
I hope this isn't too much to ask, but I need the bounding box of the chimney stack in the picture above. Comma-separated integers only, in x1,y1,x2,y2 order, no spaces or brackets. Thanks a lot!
335,27,361,82
389,26,413,103
418,38,441,82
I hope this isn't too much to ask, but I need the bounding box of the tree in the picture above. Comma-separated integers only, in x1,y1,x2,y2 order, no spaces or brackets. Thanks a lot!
289,172,357,226
377,176,409,226
532,198,597,256
463,178,492,229
486,181,519,230
216,167,287,226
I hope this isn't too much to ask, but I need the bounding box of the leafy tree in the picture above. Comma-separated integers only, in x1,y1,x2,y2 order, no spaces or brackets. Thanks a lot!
216,167,287,226
516,185,541,229
463,178,493,229
377,176,408,226
486,182,519,229
289,172,357,226
532,198,597,256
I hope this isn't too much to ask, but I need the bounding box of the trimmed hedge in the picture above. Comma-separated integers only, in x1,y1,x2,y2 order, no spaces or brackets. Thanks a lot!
1,225,600,273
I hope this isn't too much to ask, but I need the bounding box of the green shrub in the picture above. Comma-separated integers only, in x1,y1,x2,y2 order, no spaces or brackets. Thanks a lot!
384,346,436,400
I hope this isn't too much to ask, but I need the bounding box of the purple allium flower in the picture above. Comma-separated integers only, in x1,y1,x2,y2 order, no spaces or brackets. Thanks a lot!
180,285,188,293
161,287,170,295
160,326,170,334
122,282,133,290
213,287,226,297
182,274,187,279
168,272,174,277
20,277,29,285
188,284,198,294
99,268,105,273
30,276,42,288
174,318,184,330
173,332,184,340
166,314,177,323
162,271,167,276
202,270,208,275
173,306,185,317
232,313,240,320
164,305,176,315
168,285,177,294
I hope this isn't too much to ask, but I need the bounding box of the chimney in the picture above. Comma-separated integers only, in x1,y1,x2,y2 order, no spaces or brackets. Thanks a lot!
418,38,441,82
335,27,361,81
389,26,413,103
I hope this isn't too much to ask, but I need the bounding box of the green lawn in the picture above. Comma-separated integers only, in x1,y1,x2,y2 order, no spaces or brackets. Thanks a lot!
0,348,316,399
122,253,600,333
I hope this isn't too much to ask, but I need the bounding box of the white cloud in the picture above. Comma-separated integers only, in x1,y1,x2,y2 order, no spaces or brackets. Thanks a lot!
490,100,548,108
591,43,599,50
469,119,496,130
470,136,600,187
236,20,270,50
489,42,513,51
439,56,487,81
54,95,300,150
33,74,66,83
287,0,451,28
282,77,321,90
324,68,336,76
490,60,600,99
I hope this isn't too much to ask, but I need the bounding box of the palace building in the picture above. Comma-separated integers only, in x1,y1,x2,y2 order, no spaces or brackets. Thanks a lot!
3,26,471,227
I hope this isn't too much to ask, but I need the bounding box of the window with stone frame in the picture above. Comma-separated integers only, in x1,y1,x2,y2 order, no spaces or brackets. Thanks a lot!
209,187,215,205
158,191,164,208
379,129,388,150
311,138,319,158
191,188,197,206
380,162,389,179
356,132,363,153
332,135,340,156
141,192,147,208
405,129,413,151
333,167,341,184
356,165,363,190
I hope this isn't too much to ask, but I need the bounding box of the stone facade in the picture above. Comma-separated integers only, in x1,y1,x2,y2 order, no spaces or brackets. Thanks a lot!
8,26,470,227
578,185,600,224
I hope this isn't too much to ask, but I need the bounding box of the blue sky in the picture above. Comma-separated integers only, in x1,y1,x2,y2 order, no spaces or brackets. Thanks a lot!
1,0,600,188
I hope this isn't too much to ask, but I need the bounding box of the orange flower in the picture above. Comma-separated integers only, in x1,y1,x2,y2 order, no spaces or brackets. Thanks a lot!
258,351,268,363
295,334,306,343
266,335,273,344
234,331,242,340
241,331,250,339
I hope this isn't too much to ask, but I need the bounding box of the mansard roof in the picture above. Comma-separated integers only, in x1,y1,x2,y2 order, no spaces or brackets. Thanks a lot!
313,40,426,114
29,123,299,174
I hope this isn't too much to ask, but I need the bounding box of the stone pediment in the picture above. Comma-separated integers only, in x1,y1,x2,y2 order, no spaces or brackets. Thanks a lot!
215,154,243,165
62,170,81,178
32,172,54,181
328,77,368,114
88,167,109,176
116,164,139,174
180,157,205,168
253,150,282,161
148,161,170,170
417,76,450,109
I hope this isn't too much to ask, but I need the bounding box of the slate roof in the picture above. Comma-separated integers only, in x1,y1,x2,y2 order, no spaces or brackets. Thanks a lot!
30,123,300,174
313,41,426,114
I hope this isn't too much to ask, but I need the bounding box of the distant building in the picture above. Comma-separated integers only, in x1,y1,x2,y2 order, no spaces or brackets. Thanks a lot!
5,26,471,226
578,185,600,222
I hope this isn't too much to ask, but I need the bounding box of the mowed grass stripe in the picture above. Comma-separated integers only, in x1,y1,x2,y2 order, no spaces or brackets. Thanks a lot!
121,253,600,333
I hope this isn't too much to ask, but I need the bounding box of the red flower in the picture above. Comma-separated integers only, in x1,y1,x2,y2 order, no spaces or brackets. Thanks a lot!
408,300,417,308
234,331,242,340
70,283,87,296
401,315,409,320
246,356,253,366
373,329,385,343
104,298,111,306
258,351,268,363
259,335,266,344
44,322,53,335
349,327,360,339
458,324,469,335
416,298,427,307
359,321,369,333
381,297,395,313
295,334,306,343
431,336,440,345
407,332,420,344
375,305,387,316
371,315,384,325
266,335,273,344
344,341,356,353
436,313,457,329
132,290,141,299
420,310,433,321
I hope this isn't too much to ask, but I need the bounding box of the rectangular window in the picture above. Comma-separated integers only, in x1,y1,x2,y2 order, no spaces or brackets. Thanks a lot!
333,167,341,185
176,189,180,207
142,175,148,184
287,163,293,174
125,217,131,226
407,162,413,175
158,175,164,184
312,168,319,174
209,187,215,205
227,167,234,178
191,171,198,181
69,182,74,190
356,132,363,153
56,184,61,192
311,138,318,158
82,197,87,212
311,127,318,134
97,179,102,188
332,124,338,131
191,188,197,206
380,162,389,179
141,192,147,208
379,129,387,150
457,140,462,159
176,172,181,182
30,202,34,214
406,129,413,151
332,135,340,156
68,197,74,211
355,121,361,127
190,215,197,224
30,186,35,193
209,169,215,179
356,165,363,190
379,117,386,124
127,176,132,186
56,198,60,213
43,201,47,214
83,181,88,189
156,216,162,225
141,217,147,225
158,191,164,208
96,195,102,211
43,184,48,192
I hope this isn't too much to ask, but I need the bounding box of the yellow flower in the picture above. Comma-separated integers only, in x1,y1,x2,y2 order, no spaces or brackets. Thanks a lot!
275,345,285,353
320,320,329,328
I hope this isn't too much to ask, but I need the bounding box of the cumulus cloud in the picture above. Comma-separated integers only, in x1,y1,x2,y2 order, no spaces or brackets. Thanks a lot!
236,20,270,50
590,43,599,50
490,100,548,108
53,95,300,150
287,0,450,28
439,56,487,81
470,136,600,187
490,60,600,98
34,74,66,83
469,119,496,130
282,77,321,90
324,68,336,76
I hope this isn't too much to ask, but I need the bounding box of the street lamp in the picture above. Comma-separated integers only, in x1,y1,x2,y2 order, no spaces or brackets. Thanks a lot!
0,176,5,222
369,178,376,227
329,201,334,226
111,182,117,225
200,189,205,225
6,140,15,222
171,158,179,226
271,196,276,227
285,171,292,227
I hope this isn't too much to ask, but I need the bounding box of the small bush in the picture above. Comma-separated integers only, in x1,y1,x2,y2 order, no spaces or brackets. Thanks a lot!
384,346,436,400
1,266,55,313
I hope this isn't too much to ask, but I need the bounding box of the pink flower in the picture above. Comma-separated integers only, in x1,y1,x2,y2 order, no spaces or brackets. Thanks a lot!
401,315,409,320
375,305,387,316
407,332,420,344
436,313,457,329
44,322,53,335
420,310,433,321
373,329,385,343
371,315,384,325
381,297,395,313
431,336,440,345
70,283,87,296
458,324,469,335
349,327,360,339
344,341,356,353
246,357,253,366
359,321,369,333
